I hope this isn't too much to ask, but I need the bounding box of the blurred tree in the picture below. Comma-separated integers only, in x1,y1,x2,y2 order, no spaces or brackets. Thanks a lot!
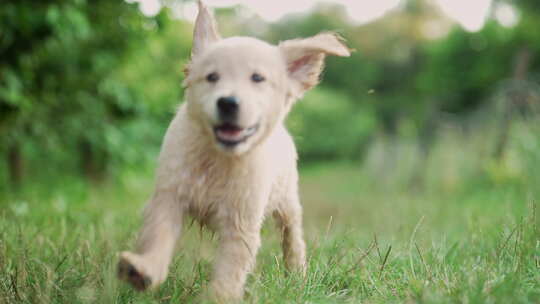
2,0,540,187
491,0,540,159
0,1,55,187
0,0,147,185
288,88,376,161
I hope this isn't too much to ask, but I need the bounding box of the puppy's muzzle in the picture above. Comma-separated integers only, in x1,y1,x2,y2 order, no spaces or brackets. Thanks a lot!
217,96,238,121
214,96,259,148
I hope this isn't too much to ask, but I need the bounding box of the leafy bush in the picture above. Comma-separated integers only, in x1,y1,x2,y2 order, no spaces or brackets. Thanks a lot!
288,87,376,161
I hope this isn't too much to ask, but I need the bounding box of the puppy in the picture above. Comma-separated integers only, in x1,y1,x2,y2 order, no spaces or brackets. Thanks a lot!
118,1,350,301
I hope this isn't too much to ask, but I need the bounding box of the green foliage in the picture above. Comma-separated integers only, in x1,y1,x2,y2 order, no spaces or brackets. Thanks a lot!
417,22,517,113
0,0,152,181
288,88,376,161
117,10,192,116
1,0,540,187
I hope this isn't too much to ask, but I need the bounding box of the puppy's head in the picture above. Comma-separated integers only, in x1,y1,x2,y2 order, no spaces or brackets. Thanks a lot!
184,1,350,155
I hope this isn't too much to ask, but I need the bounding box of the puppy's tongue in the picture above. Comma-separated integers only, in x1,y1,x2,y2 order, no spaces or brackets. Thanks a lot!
216,125,245,141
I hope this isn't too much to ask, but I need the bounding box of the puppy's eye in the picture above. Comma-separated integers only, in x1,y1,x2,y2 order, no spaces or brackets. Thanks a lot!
206,72,219,83
251,73,265,83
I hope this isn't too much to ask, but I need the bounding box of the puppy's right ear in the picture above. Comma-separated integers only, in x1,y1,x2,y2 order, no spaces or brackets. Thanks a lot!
191,0,221,59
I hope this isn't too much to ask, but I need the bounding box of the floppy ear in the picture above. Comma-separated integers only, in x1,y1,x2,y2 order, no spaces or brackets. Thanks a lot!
191,0,221,59
279,33,351,96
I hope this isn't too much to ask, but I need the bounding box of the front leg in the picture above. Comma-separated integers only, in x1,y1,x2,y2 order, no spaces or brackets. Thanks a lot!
118,191,183,290
208,224,262,302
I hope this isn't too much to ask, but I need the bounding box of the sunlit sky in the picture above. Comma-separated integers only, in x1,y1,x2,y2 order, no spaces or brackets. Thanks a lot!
134,0,519,32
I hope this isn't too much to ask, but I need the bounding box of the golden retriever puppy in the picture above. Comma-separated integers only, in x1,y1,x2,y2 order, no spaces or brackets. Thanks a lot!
118,1,350,301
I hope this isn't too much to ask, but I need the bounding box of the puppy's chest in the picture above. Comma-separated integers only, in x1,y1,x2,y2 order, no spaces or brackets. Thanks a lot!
178,159,268,227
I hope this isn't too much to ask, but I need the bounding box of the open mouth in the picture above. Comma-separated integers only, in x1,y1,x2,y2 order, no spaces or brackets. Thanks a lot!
213,123,259,147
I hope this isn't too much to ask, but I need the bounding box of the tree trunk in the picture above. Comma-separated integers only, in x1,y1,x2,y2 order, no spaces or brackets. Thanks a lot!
494,47,531,160
7,142,23,189
411,106,438,189
79,139,108,182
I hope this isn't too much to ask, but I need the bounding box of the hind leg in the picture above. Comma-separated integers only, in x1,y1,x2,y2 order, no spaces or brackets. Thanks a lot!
274,190,306,274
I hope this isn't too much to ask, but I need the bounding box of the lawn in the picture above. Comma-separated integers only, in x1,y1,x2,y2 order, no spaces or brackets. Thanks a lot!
0,161,538,303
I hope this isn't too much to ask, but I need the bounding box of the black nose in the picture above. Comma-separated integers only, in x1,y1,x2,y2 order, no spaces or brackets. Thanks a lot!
217,96,238,119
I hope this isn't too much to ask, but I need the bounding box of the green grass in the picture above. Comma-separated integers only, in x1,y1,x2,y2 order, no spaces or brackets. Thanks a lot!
0,161,539,303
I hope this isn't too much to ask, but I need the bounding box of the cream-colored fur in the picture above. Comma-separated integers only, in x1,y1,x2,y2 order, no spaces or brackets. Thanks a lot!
118,1,350,301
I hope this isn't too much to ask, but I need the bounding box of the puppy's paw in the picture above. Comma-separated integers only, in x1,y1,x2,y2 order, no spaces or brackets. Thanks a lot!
118,252,153,291
203,280,245,303
285,257,307,277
